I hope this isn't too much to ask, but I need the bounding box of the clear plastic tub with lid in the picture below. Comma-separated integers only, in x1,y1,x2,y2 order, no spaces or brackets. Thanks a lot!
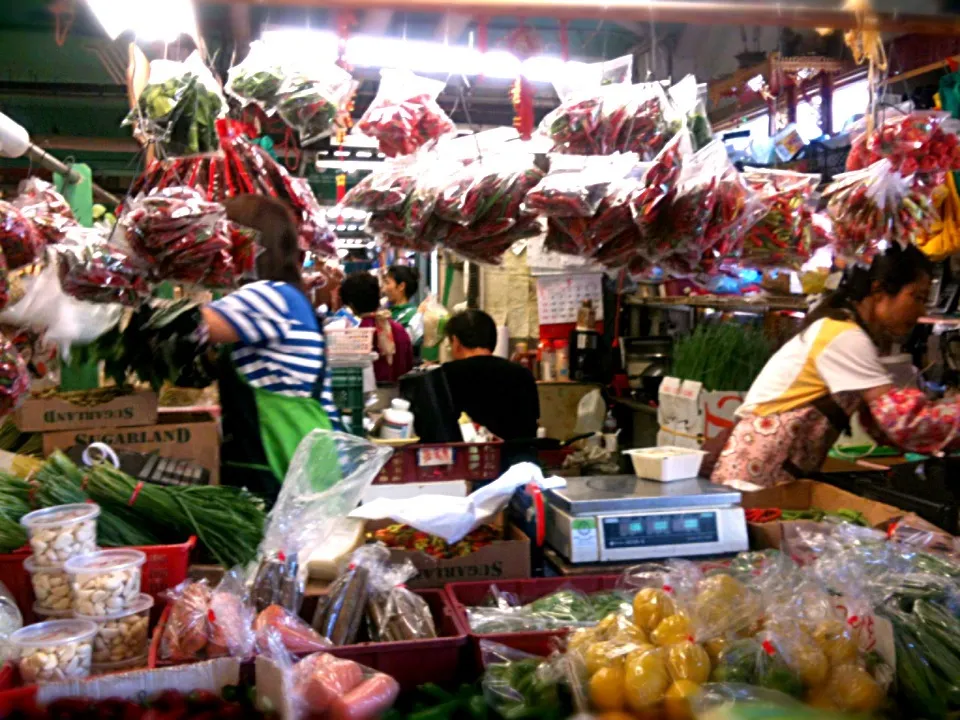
24,556,72,612
65,549,145,615
9,618,97,683
75,593,153,664
20,503,99,565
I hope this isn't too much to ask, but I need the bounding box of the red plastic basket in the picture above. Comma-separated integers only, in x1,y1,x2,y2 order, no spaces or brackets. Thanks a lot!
374,438,503,484
446,575,622,666
0,536,196,625
150,589,468,690
0,663,38,715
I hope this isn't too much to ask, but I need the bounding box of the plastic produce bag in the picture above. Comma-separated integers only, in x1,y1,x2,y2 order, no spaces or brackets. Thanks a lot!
740,168,821,269
0,579,22,665
310,548,373,646
350,462,562,544
846,110,960,175
628,128,692,258
160,578,215,661
256,646,400,720
119,186,228,284
11,177,78,247
523,153,634,218
226,40,288,111
259,430,393,567
0,200,44,270
275,62,357,145
254,604,331,655
0,337,29,419
56,226,149,305
823,158,937,258
481,640,573,719
124,51,225,156
360,544,437,641
358,69,455,157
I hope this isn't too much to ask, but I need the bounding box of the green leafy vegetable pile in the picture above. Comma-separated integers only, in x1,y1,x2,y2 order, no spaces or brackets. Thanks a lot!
671,322,773,392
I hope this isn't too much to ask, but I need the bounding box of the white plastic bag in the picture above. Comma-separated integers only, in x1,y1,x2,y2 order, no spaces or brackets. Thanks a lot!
349,462,564,543
573,389,606,436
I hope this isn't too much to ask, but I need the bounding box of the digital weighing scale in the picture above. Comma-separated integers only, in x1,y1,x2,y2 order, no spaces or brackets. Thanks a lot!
544,475,749,563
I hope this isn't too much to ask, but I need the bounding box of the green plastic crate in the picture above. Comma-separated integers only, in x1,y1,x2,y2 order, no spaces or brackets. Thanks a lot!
331,367,364,436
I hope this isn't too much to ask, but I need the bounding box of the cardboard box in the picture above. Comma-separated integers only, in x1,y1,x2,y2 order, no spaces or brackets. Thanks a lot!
385,524,531,589
41,411,220,484
657,377,744,449
16,391,158,432
741,479,906,550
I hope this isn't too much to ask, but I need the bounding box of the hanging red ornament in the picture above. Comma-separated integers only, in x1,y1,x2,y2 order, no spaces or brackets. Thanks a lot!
335,173,347,204
505,24,542,141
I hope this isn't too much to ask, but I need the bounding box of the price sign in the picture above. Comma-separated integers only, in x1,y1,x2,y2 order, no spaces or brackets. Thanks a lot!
418,447,454,467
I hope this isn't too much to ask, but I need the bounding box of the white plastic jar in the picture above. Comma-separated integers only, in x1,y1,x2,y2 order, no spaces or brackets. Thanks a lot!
65,549,146,615
10,618,97,683
20,504,99,566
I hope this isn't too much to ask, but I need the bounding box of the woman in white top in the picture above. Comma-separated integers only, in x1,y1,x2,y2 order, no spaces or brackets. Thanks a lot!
711,244,960,490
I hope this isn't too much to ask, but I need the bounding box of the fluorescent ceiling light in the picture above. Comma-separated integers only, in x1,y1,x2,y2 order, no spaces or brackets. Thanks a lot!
261,27,587,83
86,0,198,43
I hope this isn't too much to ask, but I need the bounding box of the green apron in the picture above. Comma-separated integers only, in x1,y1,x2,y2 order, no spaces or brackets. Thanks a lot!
218,349,333,504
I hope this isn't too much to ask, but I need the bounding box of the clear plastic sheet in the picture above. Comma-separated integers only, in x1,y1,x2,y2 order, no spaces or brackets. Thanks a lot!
259,430,393,572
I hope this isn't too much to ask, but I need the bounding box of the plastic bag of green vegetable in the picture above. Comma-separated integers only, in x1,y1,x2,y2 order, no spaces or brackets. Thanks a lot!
275,62,357,146
124,51,225,156
226,40,287,112
481,640,574,720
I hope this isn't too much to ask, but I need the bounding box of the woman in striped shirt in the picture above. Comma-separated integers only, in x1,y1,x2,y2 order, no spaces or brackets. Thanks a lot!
201,195,340,502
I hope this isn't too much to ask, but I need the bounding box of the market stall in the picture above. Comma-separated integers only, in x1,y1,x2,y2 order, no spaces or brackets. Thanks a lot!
4,0,960,717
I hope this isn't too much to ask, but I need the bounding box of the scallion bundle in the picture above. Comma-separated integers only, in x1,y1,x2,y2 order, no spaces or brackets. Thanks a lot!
671,323,773,392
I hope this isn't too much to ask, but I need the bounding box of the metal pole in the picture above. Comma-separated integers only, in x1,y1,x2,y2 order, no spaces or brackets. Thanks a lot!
26,143,121,206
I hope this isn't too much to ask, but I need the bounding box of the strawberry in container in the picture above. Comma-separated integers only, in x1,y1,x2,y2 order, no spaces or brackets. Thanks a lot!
358,69,456,158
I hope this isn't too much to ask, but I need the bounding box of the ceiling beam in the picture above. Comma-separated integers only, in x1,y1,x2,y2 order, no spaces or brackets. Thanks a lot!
434,13,472,43
199,0,960,35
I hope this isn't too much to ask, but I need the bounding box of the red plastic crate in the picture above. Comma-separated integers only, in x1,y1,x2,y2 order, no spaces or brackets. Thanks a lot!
0,537,196,624
149,589,468,690
0,663,38,715
446,575,622,666
374,438,503,484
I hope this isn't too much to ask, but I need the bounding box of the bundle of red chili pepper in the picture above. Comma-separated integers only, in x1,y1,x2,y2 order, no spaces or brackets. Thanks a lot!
11,177,78,246
121,186,230,285
542,84,674,157
846,111,960,175
56,228,150,305
373,522,500,559
823,159,937,258
740,168,821,269
126,120,337,257
0,200,45,270
0,337,30,419
358,93,455,158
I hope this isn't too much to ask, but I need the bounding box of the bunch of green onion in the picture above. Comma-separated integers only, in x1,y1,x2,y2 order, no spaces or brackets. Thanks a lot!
671,322,773,392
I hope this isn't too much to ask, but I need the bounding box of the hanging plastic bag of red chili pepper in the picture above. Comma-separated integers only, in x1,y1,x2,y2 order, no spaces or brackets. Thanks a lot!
275,63,358,146
120,186,228,285
524,153,635,218
358,69,456,158
824,159,937,259
740,168,821,269
56,227,150,306
583,163,650,257
0,336,29,419
12,178,78,247
628,129,694,262
0,200,45,270
847,110,960,175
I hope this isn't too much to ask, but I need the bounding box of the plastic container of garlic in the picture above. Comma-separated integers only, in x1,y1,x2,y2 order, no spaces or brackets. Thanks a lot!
24,556,72,612
9,618,97,683
33,603,74,621
20,503,100,566
75,593,153,665
65,549,145,615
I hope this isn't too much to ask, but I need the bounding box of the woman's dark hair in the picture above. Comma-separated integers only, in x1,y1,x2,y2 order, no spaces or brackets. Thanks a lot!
801,243,934,332
224,195,303,290
340,272,381,315
445,309,498,351
387,265,419,300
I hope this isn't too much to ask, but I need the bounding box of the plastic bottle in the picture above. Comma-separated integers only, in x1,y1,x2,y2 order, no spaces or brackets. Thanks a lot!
381,398,415,440
540,341,555,382
555,340,569,381
602,409,619,453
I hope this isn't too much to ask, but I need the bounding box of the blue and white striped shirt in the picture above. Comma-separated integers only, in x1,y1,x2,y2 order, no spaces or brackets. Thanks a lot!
209,281,341,426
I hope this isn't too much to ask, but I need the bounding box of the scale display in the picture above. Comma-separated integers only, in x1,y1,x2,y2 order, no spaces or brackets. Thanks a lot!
602,512,719,549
